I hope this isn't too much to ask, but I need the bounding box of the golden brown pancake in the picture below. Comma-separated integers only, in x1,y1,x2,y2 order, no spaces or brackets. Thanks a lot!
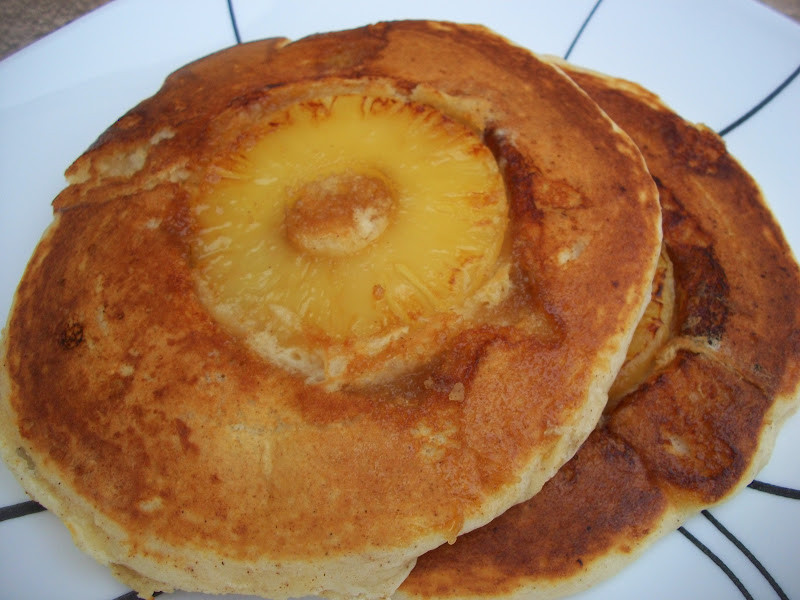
396,61,800,600
0,22,661,600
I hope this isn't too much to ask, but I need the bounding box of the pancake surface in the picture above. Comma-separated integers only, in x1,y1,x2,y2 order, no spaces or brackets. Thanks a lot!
0,22,661,600
396,61,800,600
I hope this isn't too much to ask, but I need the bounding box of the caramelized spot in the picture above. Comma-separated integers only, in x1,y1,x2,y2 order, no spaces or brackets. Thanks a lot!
670,244,728,342
60,321,85,349
660,118,727,175
609,350,768,502
656,180,729,343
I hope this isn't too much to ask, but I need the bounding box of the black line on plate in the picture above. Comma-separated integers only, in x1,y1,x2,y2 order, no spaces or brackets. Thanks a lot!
564,0,604,60
748,480,800,500
227,0,242,45
702,510,789,600
678,526,753,600
0,500,46,522
112,591,162,600
112,592,163,600
717,62,800,137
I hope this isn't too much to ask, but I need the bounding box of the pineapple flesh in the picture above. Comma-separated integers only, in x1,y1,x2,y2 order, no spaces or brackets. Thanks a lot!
608,245,675,406
190,95,509,386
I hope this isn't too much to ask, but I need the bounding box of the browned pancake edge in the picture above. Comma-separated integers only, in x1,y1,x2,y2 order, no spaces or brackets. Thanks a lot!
396,60,800,600
0,23,662,600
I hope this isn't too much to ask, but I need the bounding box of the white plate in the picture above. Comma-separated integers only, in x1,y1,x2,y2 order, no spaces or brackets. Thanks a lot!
1,1,798,599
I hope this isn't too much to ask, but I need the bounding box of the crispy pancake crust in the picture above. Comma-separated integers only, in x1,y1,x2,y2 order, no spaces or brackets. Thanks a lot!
0,23,661,599
396,62,800,600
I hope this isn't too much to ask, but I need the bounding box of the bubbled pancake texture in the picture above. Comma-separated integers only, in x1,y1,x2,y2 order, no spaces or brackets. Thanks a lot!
396,62,800,600
0,21,662,600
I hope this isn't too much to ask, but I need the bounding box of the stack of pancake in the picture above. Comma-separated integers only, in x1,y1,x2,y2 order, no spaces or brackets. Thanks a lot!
1,20,798,600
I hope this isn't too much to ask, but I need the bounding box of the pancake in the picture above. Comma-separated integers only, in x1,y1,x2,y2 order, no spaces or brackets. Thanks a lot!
0,22,661,600
396,61,800,600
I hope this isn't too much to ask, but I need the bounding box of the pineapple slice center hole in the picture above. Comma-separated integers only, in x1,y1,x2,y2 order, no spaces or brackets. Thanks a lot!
285,171,395,257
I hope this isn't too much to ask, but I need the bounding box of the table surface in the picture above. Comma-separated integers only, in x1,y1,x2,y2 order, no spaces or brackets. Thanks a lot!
2,0,800,60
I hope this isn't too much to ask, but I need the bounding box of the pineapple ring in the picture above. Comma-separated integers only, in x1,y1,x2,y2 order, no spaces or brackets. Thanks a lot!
191,94,509,385
607,244,675,406
0,22,664,600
